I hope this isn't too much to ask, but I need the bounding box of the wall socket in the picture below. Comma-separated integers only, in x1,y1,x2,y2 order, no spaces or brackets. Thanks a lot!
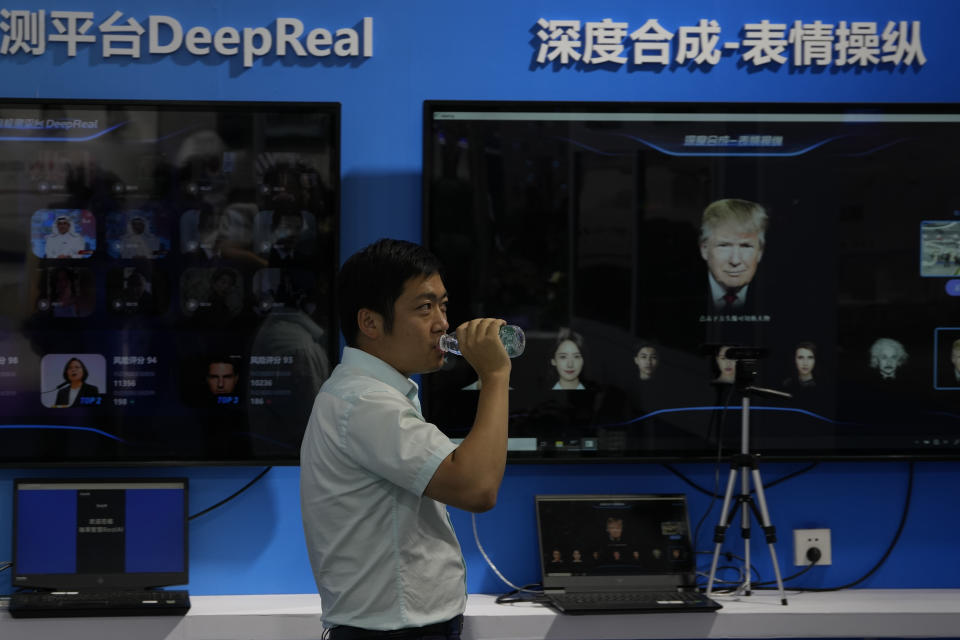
793,528,832,566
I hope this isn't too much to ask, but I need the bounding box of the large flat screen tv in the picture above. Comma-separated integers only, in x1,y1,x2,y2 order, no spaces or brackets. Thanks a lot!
423,100,960,462
0,99,339,465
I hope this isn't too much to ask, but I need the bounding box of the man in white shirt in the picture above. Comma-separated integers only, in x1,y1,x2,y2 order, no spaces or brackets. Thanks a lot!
300,238,511,639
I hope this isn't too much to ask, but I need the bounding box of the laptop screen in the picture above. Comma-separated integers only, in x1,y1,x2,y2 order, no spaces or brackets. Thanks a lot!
12,478,188,590
535,494,696,590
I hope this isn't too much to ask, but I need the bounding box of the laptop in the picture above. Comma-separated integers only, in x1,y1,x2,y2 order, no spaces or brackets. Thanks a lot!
9,478,191,618
534,493,721,614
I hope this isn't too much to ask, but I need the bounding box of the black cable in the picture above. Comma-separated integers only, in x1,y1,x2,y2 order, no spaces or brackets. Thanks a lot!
684,387,822,592
710,462,914,594
703,383,736,459
704,553,819,595
672,388,820,554
188,466,273,520
751,553,819,586
696,550,761,583
0,470,275,594
1,561,13,598
774,461,915,592
690,383,737,551
664,462,718,498
704,565,746,586
684,457,820,592
763,462,819,489
495,584,543,604
666,461,820,501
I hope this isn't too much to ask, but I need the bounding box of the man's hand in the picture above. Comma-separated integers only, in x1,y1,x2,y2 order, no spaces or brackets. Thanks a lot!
425,317,511,513
455,318,511,383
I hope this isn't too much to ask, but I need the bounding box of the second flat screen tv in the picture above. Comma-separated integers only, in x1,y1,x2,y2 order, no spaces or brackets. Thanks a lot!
0,99,340,465
422,100,960,462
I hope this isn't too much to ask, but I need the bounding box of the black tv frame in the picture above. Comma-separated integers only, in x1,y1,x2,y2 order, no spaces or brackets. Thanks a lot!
12,477,189,590
0,98,340,467
422,99,960,463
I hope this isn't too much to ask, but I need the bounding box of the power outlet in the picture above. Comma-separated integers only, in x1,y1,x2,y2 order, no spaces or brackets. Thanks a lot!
794,528,832,566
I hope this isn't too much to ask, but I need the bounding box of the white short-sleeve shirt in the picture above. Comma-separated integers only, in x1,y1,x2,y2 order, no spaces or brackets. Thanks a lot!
300,347,464,630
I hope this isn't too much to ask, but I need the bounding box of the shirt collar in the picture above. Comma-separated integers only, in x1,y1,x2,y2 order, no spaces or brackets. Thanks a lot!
708,272,748,305
341,346,420,405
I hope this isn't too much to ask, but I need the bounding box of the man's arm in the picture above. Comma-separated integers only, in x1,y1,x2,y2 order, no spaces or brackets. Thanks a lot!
424,318,511,513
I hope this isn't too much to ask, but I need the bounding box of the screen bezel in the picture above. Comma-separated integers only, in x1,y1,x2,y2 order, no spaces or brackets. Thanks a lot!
535,493,696,590
422,99,960,463
12,477,189,590
0,98,341,467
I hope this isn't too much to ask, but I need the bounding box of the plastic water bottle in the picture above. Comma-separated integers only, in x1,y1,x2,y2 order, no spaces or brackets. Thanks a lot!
439,324,526,358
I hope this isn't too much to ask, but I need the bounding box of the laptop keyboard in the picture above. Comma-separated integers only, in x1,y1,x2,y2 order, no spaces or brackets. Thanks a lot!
9,589,191,618
549,590,709,610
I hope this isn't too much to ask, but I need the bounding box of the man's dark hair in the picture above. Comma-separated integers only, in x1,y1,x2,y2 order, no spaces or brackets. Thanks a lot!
633,339,658,356
338,238,444,347
206,358,237,373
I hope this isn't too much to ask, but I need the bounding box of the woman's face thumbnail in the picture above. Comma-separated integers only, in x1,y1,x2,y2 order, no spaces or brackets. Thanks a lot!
716,346,736,383
66,360,85,384
795,347,815,380
552,339,584,384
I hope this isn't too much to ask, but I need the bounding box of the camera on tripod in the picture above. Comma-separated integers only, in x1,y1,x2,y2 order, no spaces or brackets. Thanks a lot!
724,346,766,387
703,344,768,389
701,343,789,605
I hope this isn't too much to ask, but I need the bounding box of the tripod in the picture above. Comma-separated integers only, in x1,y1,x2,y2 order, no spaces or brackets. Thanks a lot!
705,391,788,605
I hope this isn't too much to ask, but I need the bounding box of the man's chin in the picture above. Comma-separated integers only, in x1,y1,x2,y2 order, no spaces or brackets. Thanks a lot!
423,353,446,373
720,276,749,288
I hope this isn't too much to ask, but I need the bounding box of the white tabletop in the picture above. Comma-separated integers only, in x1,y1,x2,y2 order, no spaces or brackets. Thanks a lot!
3,590,960,640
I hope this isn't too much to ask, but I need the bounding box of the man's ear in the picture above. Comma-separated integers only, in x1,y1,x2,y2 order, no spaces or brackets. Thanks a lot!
357,308,383,340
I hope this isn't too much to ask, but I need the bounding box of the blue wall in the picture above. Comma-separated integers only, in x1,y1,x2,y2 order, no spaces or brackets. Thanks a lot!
2,0,959,596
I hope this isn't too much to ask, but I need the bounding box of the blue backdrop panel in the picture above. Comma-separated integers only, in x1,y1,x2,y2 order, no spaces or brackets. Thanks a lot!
1,0,958,598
